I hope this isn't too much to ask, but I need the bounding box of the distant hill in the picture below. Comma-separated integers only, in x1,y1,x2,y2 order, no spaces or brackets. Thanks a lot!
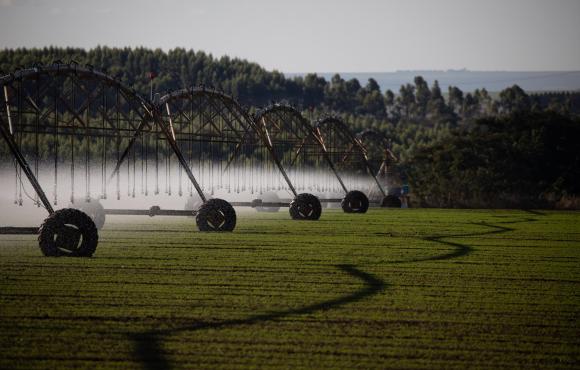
286,70,580,93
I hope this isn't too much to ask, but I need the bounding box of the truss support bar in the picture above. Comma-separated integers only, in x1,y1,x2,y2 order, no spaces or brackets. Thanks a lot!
257,117,298,197
108,118,150,185
267,153,297,198
231,201,290,208
369,168,388,198
154,115,207,203
319,198,343,203
0,119,54,214
105,200,294,217
0,227,38,235
314,128,349,194
105,208,195,216
323,157,349,194
358,140,387,198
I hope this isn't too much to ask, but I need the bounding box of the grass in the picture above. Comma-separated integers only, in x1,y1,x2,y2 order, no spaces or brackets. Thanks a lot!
0,208,579,369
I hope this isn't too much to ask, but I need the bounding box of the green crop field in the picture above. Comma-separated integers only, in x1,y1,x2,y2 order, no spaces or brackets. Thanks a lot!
0,208,579,369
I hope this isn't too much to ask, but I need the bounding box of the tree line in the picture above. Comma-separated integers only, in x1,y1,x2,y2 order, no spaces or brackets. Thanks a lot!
1,47,579,208
407,111,580,208
3,47,576,119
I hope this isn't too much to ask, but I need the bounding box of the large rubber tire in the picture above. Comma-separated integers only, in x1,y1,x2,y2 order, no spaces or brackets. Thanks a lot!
38,208,98,257
196,198,236,232
341,190,369,213
289,193,322,220
382,195,402,208
256,192,281,213
69,198,106,230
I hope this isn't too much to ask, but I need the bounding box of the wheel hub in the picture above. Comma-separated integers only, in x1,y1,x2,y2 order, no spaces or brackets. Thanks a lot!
207,210,226,229
55,224,82,251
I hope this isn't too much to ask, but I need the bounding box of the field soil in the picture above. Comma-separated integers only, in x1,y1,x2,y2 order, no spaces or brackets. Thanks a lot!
0,208,579,369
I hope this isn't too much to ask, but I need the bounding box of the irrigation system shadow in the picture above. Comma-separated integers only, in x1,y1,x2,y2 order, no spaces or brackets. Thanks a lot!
130,264,385,370
417,222,513,263
130,212,545,369
521,209,547,216
391,215,542,264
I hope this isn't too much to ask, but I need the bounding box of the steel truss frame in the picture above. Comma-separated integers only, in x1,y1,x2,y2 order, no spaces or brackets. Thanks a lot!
254,104,350,195
316,117,387,198
0,64,154,215
356,128,397,178
156,88,297,199
1,65,390,238
0,65,301,222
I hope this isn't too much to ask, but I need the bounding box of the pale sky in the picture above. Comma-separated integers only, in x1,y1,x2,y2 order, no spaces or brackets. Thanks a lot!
0,0,579,73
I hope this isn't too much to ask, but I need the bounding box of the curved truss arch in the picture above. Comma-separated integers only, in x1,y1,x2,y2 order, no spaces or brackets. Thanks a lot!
1,63,150,106
0,63,155,210
356,129,395,175
156,88,293,198
159,87,255,137
254,104,316,140
316,116,386,198
254,104,344,195
357,129,402,198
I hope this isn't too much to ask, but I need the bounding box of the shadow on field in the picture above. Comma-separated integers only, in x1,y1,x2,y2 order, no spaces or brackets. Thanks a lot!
130,264,385,370
521,209,547,216
418,222,513,262
391,215,542,264
130,212,544,369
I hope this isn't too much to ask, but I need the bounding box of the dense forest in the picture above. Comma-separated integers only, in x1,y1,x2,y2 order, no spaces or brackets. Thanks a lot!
1,47,579,208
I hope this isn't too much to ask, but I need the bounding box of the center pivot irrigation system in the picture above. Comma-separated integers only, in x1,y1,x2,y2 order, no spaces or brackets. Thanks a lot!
0,63,396,257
